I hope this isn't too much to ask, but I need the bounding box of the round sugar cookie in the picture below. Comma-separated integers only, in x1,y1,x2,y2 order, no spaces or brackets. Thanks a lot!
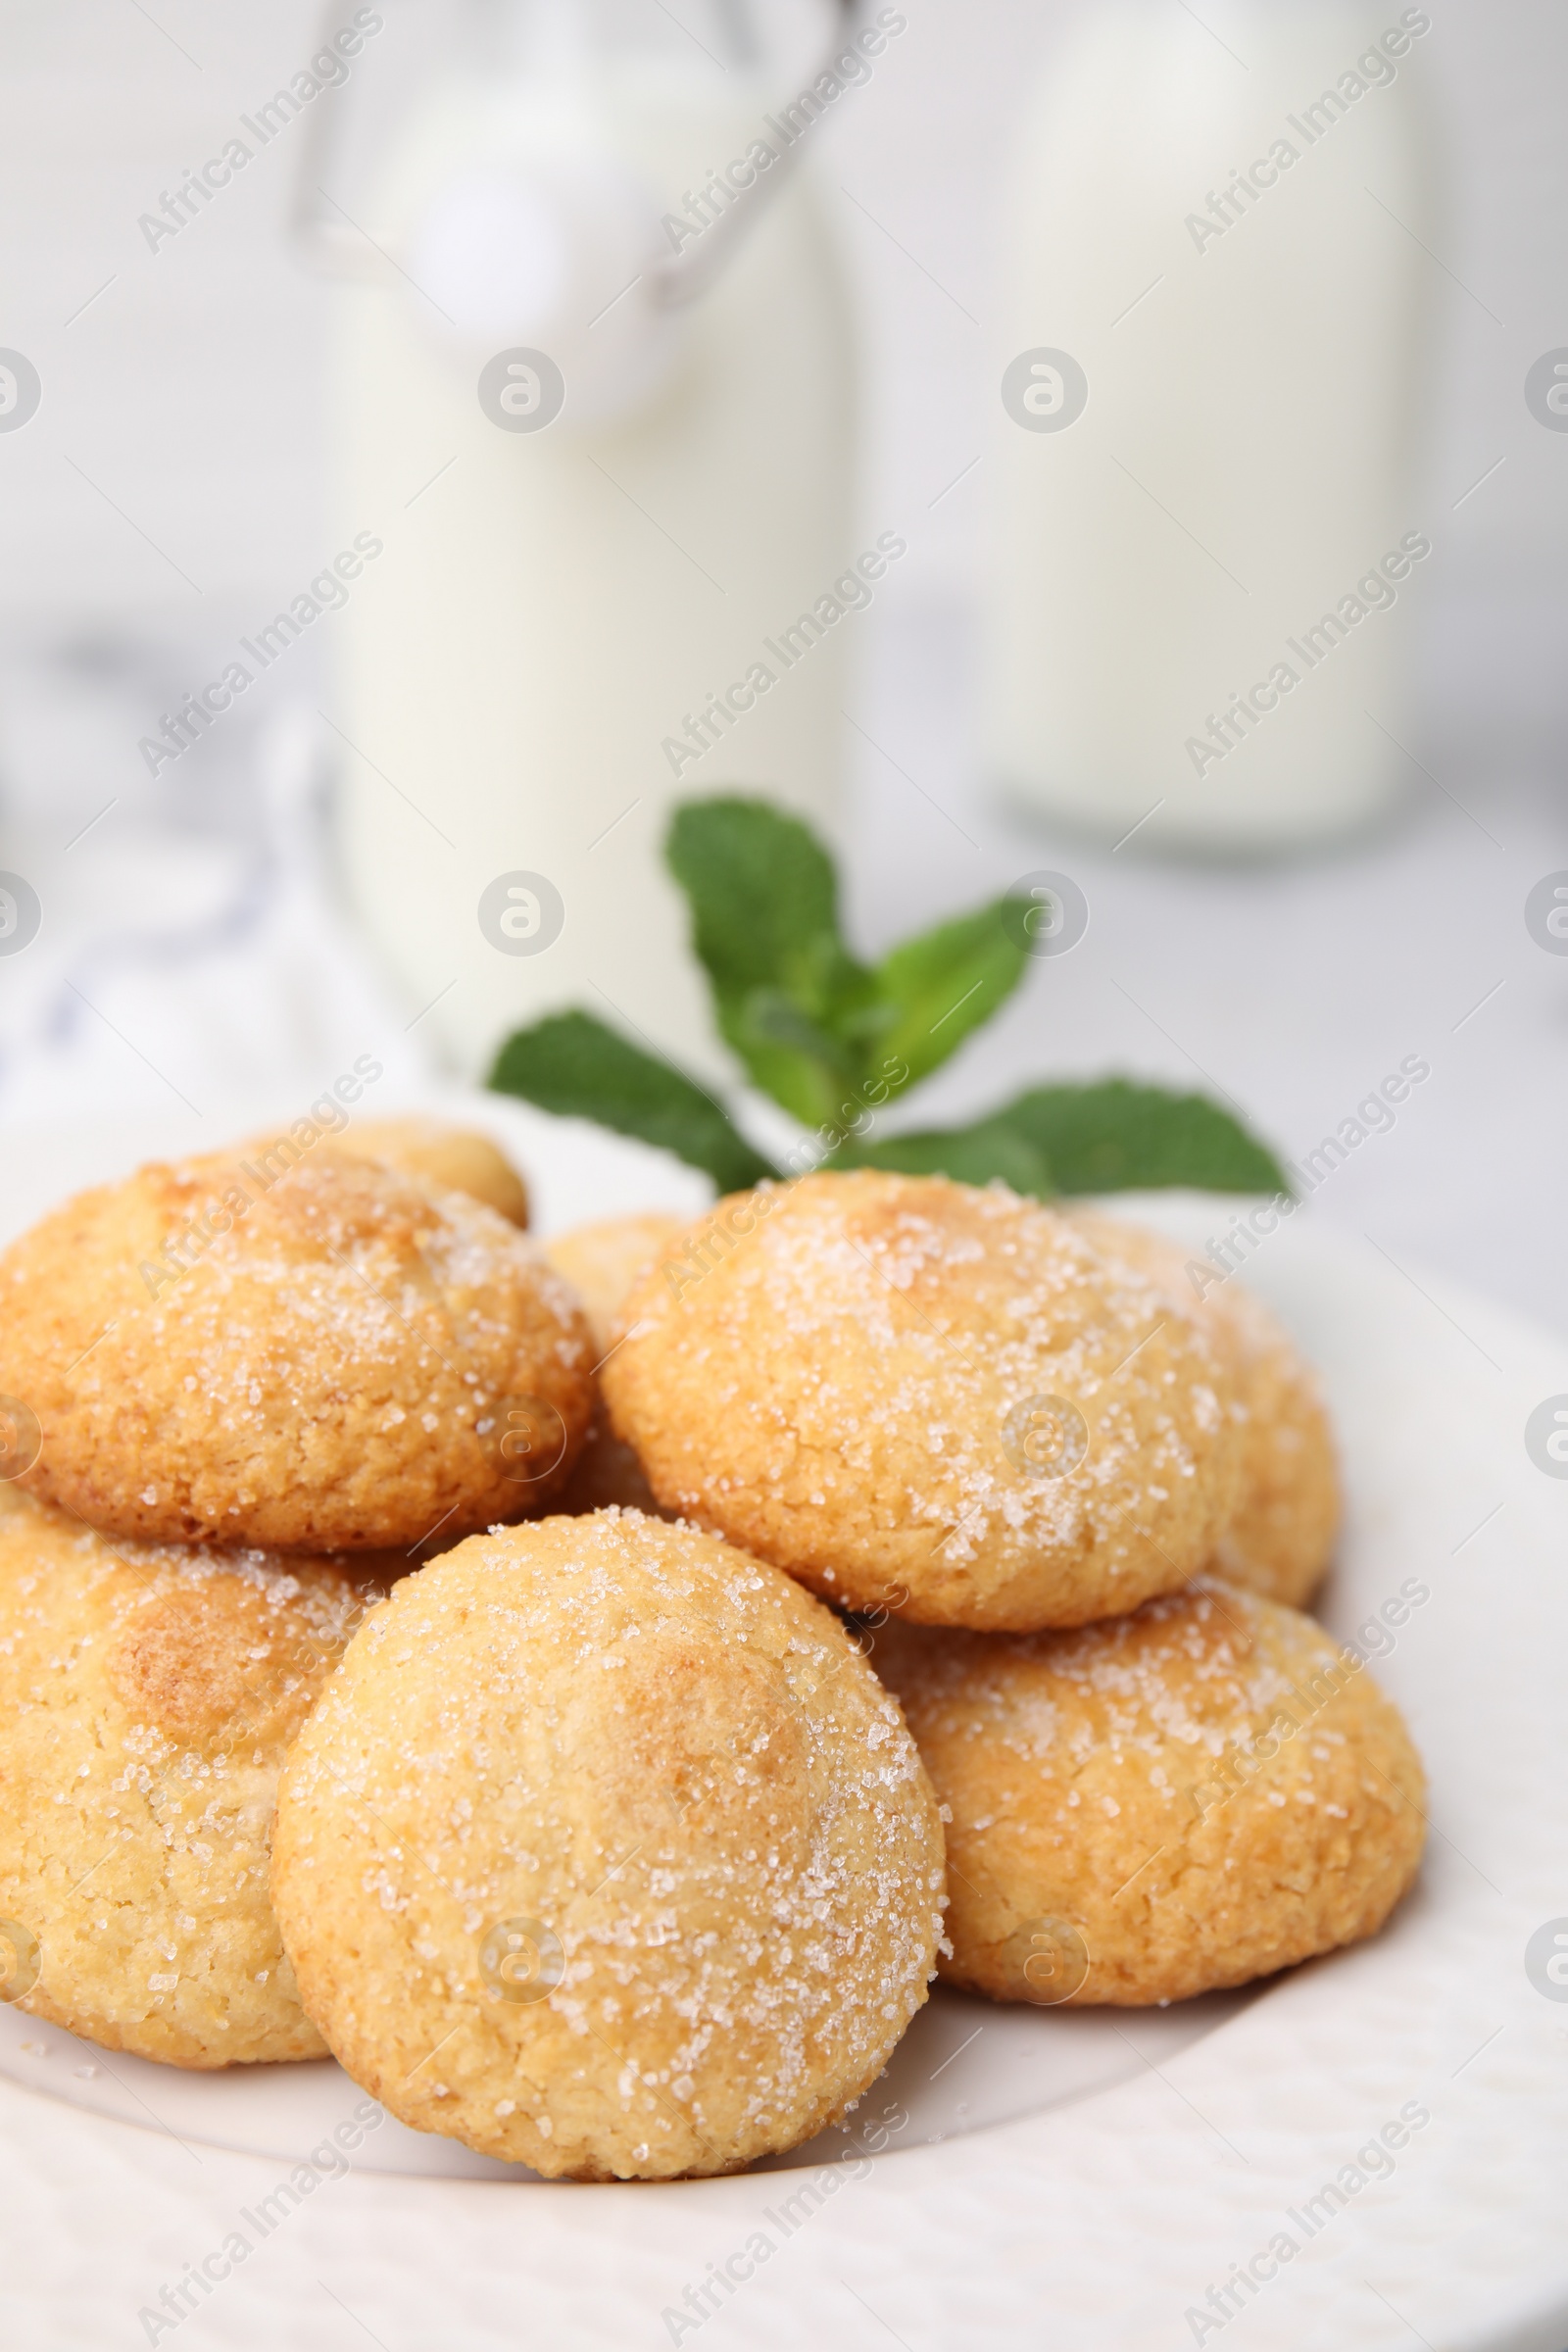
543,1213,688,1357
0,1148,594,1549
1067,1207,1340,1606
1205,1279,1340,1605
543,1216,687,1518
271,1511,946,2180
603,1171,1243,1630
0,1484,395,2067
330,1115,529,1227
873,1580,1425,2007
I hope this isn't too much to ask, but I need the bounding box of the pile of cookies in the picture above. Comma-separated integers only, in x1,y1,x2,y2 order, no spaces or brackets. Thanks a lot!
0,1119,594,2070
0,1125,1426,2184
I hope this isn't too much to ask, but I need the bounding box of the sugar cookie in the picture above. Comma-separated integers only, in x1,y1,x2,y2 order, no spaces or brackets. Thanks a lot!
543,1213,687,1357
874,1581,1424,2006
0,1485,392,2066
604,1172,1242,1630
272,1511,946,2179
543,1215,687,1518
331,1115,529,1227
1067,1208,1339,1606
0,1149,593,1548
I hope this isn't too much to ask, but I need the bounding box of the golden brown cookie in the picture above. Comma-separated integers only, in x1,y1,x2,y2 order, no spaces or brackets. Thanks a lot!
271,1511,946,2180
543,1213,687,1357
1205,1280,1339,1605
0,1149,594,1549
543,1215,687,1519
329,1116,529,1227
0,1484,395,2067
1067,1208,1339,1606
874,1580,1425,2007
603,1172,1243,1631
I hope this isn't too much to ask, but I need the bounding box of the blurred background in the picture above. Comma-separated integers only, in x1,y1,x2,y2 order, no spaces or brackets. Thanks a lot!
0,0,1564,1319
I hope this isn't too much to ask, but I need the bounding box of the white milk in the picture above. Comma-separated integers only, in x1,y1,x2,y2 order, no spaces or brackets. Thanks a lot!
330,40,856,1076
984,1,1436,849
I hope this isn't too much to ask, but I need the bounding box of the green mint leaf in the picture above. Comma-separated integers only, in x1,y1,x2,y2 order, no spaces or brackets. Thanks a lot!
870,900,1031,1094
990,1079,1288,1196
487,1010,776,1194
664,797,880,1126
832,1114,1054,1196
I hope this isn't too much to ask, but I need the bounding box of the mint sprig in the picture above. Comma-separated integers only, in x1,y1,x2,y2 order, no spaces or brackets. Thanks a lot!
663,799,1029,1123
488,796,1287,1201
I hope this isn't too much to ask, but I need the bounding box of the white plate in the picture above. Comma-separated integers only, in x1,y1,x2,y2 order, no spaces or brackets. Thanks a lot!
1,1091,1564,2350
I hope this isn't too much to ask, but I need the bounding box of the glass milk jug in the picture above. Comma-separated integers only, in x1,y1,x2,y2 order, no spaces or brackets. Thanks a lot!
984,0,1436,851
316,0,858,1073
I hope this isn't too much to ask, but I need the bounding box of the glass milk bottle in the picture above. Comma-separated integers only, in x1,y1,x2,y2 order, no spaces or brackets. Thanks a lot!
325,0,857,1073
984,0,1436,850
